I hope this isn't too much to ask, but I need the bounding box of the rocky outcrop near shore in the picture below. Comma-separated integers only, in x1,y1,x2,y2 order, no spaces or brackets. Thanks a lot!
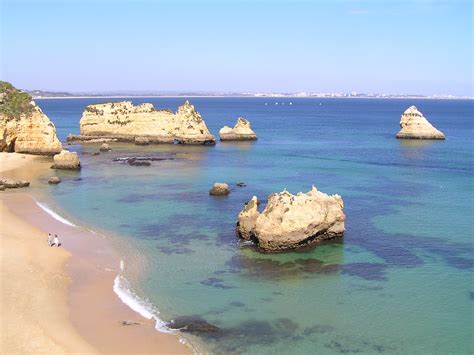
70,100,216,145
0,177,30,190
52,150,81,170
209,183,230,196
396,106,445,140
219,117,257,141
0,82,62,155
236,186,345,252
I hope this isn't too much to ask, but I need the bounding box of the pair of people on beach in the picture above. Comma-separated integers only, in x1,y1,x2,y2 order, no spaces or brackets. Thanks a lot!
48,233,61,247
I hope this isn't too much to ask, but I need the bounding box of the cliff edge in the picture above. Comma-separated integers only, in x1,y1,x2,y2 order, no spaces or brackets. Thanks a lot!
0,82,62,155
71,100,215,145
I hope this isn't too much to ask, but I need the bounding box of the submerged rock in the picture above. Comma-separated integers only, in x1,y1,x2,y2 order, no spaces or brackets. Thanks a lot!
0,178,30,189
52,150,81,170
167,316,220,333
219,117,257,141
99,143,111,152
48,176,61,184
71,100,216,145
396,106,445,140
0,81,62,155
209,182,230,196
236,186,345,252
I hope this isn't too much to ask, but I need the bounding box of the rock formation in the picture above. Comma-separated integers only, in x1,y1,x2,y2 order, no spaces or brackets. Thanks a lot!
69,100,216,145
396,106,445,140
209,183,230,196
0,82,62,155
219,117,257,141
236,186,345,252
0,178,30,189
100,143,111,152
52,150,81,170
48,176,61,184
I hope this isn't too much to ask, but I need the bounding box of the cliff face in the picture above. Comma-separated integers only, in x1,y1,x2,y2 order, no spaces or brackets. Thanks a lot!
0,82,62,155
236,186,345,252
75,100,215,145
396,106,445,140
219,117,257,141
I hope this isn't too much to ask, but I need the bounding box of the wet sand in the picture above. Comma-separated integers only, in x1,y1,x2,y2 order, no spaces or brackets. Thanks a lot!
1,153,190,354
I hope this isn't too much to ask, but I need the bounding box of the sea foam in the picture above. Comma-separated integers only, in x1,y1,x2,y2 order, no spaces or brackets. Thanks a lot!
36,201,76,227
113,262,172,333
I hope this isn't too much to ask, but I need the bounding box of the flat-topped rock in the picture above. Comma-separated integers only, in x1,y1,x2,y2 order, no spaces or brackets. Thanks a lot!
71,100,215,145
52,150,81,170
396,106,445,140
219,117,257,141
0,178,30,189
0,81,62,155
236,186,345,252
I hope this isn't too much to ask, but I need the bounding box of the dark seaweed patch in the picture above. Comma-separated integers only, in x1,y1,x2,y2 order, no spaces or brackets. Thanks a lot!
200,277,234,289
229,301,245,308
157,245,194,255
303,324,335,335
342,263,388,281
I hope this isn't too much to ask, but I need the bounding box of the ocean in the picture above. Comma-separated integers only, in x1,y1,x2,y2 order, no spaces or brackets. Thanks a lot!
35,97,473,354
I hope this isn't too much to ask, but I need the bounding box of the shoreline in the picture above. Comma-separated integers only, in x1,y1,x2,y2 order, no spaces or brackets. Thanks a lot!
0,153,190,354
33,95,473,100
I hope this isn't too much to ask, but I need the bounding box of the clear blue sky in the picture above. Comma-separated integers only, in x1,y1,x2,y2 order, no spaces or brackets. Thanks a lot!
1,0,472,95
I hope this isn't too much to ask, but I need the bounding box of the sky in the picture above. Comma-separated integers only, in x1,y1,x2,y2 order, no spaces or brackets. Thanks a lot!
0,0,472,95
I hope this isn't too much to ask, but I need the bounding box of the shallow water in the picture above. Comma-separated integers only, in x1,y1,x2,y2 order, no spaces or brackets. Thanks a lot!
38,97,473,354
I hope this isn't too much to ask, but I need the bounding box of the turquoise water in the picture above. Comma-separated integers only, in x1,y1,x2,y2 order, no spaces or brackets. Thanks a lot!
39,98,473,354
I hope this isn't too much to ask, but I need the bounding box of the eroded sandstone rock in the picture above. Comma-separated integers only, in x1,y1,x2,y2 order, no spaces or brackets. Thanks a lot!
52,150,81,170
219,117,257,141
70,100,215,145
100,143,111,152
0,178,30,189
48,176,61,184
0,82,62,155
236,186,345,252
396,106,445,140
209,183,230,196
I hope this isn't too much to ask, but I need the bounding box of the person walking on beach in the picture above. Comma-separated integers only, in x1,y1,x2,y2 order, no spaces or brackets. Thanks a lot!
52,234,60,247
47,233,53,246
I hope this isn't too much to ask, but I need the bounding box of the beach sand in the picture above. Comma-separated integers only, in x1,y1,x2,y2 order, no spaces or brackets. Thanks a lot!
1,153,190,354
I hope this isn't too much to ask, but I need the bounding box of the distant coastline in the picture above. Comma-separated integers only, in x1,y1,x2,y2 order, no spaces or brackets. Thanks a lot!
33,94,473,100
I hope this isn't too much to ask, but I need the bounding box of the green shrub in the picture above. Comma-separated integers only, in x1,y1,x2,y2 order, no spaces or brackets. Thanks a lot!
0,81,34,121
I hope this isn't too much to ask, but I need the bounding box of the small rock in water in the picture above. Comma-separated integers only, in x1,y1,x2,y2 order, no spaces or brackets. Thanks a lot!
236,182,246,187
167,316,220,333
99,143,112,152
209,183,230,196
128,159,151,166
48,176,61,184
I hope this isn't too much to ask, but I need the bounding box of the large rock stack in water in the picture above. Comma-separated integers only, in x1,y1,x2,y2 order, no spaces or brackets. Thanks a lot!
0,81,62,155
236,186,345,252
68,100,216,145
396,106,445,140
219,117,257,141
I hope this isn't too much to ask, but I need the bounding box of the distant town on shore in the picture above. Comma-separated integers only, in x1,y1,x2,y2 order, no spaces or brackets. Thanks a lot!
26,89,472,100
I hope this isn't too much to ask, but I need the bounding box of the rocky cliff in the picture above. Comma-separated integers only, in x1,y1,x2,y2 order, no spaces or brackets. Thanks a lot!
396,106,445,140
236,186,345,252
0,82,62,155
219,117,257,141
70,100,215,145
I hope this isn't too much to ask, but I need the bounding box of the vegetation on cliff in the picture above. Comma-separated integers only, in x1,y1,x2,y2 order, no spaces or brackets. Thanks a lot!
0,81,34,121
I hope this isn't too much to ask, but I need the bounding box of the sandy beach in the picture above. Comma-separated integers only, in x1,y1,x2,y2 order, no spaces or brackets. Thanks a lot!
0,153,189,354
